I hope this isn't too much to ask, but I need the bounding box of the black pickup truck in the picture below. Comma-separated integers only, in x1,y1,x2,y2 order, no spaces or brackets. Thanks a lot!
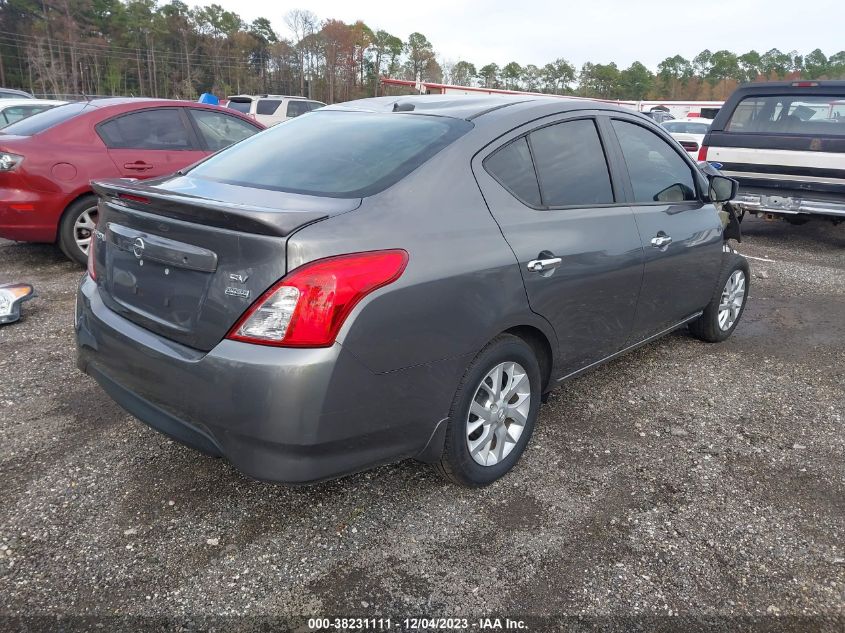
700,81,845,224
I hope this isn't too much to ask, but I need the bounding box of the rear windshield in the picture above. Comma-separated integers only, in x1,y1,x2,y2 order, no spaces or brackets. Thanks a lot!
188,110,473,197
726,94,845,136
226,100,251,114
662,121,710,135
1,102,91,135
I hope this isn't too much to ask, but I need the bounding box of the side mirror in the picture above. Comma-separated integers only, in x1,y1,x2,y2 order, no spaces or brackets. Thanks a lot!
709,175,738,203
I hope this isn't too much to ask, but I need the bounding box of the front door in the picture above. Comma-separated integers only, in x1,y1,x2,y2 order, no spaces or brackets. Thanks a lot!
605,117,724,340
98,107,206,179
473,114,644,376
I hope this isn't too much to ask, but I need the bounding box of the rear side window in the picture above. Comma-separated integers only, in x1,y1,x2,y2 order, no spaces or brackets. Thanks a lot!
188,109,258,151
226,100,251,114
612,120,697,204
286,100,310,118
726,94,845,136
256,99,282,115
484,137,541,206
530,119,614,207
1,102,90,136
188,110,473,197
98,108,194,150
308,101,325,111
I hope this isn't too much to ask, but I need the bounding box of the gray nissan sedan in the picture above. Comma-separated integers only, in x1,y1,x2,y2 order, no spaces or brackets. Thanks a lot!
75,95,749,486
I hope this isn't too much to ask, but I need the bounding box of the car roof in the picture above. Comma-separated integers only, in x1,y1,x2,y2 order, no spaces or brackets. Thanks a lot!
0,98,66,107
227,94,312,100
0,88,33,97
325,94,635,122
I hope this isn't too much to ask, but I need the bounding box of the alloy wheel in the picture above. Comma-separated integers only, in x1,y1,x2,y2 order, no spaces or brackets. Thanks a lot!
73,206,98,256
466,361,531,467
718,269,746,331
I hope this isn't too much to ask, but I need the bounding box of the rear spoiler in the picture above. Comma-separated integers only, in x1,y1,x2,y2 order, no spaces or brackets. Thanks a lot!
91,179,330,238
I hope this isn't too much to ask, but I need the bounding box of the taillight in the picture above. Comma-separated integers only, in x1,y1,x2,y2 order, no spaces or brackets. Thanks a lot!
227,250,409,348
680,141,699,152
0,152,23,171
87,233,97,280
697,145,709,162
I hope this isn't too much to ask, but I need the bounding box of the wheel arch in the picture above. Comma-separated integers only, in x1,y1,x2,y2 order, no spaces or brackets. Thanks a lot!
56,189,97,244
503,324,555,393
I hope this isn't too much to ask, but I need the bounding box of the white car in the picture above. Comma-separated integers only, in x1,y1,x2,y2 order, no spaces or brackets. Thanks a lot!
225,94,325,127
0,98,66,128
661,117,712,157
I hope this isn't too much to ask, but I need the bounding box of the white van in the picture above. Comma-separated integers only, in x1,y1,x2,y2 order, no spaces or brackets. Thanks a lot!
225,95,325,126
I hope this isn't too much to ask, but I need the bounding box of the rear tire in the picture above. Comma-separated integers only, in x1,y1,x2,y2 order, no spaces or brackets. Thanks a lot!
435,334,541,487
689,253,750,343
58,195,98,267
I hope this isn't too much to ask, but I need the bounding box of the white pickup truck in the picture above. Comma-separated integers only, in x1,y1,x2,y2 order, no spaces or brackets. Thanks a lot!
699,81,845,224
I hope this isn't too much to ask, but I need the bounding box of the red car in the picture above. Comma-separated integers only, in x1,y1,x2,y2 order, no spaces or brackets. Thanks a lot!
0,98,264,264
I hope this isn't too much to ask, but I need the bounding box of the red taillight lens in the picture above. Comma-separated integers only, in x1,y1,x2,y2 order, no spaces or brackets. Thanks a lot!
697,145,709,162
227,250,409,348
87,233,97,280
680,141,699,152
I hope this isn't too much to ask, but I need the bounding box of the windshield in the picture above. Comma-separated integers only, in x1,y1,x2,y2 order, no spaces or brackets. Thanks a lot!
1,102,91,136
663,121,710,134
188,110,473,197
726,94,845,136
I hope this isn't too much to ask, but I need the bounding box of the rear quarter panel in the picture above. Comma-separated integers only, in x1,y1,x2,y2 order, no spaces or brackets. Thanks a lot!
285,135,556,376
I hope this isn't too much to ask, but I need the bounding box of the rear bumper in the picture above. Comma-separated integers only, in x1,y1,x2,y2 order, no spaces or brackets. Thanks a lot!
0,188,65,242
75,276,455,483
733,191,845,218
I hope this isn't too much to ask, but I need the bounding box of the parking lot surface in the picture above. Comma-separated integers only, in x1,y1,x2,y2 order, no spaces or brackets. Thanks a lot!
0,217,843,630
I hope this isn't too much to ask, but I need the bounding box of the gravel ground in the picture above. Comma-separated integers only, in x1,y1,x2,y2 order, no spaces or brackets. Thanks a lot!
0,216,843,632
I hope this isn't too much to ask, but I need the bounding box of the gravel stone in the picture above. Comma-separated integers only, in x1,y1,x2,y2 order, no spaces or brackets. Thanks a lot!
0,216,843,625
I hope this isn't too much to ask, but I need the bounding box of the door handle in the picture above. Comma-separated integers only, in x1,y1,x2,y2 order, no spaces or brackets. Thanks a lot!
123,161,153,171
651,234,672,248
527,256,562,272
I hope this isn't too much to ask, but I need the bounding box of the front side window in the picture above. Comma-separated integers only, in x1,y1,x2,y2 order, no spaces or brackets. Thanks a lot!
188,109,258,151
612,120,697,204
529,119,614,207
98,108,194,150
484,137,541,207
188,110,472,197
256,99,282,115
726,94,845,136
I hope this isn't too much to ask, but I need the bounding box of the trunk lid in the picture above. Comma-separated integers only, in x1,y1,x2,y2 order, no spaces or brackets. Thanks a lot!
90,175,360,351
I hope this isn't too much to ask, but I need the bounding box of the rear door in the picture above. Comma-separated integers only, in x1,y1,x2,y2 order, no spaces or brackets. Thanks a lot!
604,115,723,339
473,112,644,375
98,107,206,178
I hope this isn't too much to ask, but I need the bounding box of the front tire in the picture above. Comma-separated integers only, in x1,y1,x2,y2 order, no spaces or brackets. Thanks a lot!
689,253,750,342
58,195,98,266
435,334,541,487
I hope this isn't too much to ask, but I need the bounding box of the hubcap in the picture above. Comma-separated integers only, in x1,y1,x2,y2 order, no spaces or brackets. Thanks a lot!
717,269,746,331
73,207,98,255
466,361,531,467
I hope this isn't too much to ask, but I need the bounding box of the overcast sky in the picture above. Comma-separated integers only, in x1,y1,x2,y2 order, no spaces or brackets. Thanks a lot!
208,0,843,71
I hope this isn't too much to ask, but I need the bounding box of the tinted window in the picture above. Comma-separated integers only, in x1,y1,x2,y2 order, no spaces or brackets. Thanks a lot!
98,108,194,150
1,102,90,136
612,120,697,203
256,99,282,115
529,119,614,207
188,109,258,151
1,105,55,127
308,101,325,111
484,137,541,206
189,110,473,197
726,94,845,136
227,100,251,114
286,100,309,117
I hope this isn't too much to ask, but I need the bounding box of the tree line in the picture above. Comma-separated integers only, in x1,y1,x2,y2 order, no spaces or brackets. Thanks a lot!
0,1,843,103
